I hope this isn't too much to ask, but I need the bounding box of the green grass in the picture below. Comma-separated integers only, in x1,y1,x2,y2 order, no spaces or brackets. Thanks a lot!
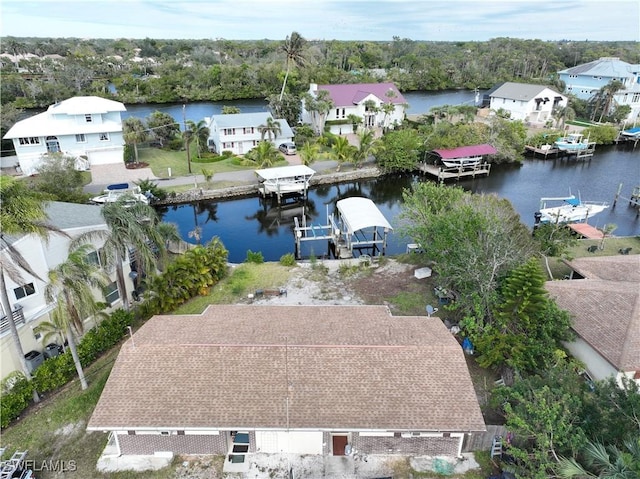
137,147,252,179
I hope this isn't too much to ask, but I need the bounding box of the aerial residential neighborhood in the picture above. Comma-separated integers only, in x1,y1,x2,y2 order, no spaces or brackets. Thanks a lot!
1,2,639,478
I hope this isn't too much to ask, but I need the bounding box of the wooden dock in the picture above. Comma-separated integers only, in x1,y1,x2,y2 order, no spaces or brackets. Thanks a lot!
418,163,491,182
524,144,596,160
568,223,604,239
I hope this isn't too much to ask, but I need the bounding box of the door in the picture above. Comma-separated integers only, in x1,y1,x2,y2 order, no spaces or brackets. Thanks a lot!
332,435,348,456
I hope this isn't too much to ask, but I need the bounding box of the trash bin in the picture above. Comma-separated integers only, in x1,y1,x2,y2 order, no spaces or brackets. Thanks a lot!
24,350,44,373
44,343,62,359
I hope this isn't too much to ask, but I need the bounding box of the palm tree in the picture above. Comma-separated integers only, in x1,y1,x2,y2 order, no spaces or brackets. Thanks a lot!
242,140,281,168
258,117,282,142
553,105,576,131
590,80,625,123
352,129,380,168
279,31,306,101
346,114,362,133
0,177,67,402
557,437,640,478
33,314,67,352
303,90,334,135
298,141,321,166
45,244,110,390
330,136,356,172
123,117,148,164
186,119,210,159
71,198,175,312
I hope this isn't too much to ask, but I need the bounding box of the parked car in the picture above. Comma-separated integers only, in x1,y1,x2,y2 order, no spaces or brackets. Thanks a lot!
279,142,296,155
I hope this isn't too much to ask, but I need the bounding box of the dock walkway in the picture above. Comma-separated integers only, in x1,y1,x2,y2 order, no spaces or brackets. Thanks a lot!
418,163,491,182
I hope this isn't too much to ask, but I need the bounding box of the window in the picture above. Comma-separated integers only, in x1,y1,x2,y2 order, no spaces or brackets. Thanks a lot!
85,114,92,122
86,249,100,267
104,282,119,304
223,128,236,135
14,283,36,300
223,142,234,149
18,137,40,146
99,132,110,141
633,93,640,103
75,133,86,143
243,127,253,134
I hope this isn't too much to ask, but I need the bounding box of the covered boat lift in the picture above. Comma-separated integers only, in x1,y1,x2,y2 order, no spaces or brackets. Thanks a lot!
293,197,393,259
255,165,315,204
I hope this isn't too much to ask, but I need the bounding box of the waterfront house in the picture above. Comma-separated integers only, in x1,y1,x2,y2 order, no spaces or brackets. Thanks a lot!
3,96,126,176
302,82,407,134
558,57,640,123
204,112,294,156
0,202,135,380
545,254,640,387
487,82,567,125
88,305,485,468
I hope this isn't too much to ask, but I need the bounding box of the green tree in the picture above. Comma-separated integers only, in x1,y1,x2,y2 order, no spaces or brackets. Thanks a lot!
590,80,625,123
352,128,379,168
258,117,282,142
376,128,422,172
298,141,321,166
34,154,89,203
44,244,110,390
557,437,640,479
347,113,362,133
303,89,334,135
552,105,576,131
279,31,306,101
533,222,577,278
123,117,148,164
330,135,355,171
221,105,240,114
146,110,180,148
242,140,282,168
267,92,302,127
185,119,210,159
0,177,67,402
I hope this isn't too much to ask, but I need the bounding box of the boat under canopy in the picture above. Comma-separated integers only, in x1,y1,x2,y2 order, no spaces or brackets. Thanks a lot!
620,127,640,139
431,144,497,168
255,165,315,201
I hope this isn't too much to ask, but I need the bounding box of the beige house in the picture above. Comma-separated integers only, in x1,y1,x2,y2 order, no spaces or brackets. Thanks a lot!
545,254,640,386
88,305,485,471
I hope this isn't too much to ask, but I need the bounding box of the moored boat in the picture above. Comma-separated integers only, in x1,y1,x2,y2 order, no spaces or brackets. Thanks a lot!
91,183,150,205
554,133,592,151
430,143,497,169
536,195,608,224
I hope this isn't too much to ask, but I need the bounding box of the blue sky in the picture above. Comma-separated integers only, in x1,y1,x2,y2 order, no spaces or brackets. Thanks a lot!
1,0,639,42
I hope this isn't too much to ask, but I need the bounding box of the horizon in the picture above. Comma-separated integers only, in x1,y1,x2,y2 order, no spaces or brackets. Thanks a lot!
1,1,639,43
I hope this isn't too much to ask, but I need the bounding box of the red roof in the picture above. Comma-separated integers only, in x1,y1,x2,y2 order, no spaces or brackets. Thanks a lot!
433,144,497,159
317,83,406,107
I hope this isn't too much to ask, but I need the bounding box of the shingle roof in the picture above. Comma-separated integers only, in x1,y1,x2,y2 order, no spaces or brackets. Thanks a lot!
489,82,563,101
317,83,406,107
209,113,294,138
545,255,640,372
88,305,485,432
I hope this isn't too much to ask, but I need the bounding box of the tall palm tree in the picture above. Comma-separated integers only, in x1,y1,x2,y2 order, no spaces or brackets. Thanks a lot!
186,119,210,159
258,117,282,142
279,31,306,101
0,177,67,402
557,437,640,478
552,105,576,131
71,198,175,311
123,117,148,164
303,90,334,135
33,314,67,352
45,244,110,390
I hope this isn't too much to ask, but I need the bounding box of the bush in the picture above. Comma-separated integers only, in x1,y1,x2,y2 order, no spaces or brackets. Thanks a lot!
32,352,75,393
279,253,296,267
123,144,135,164
1,372,34,429
246,250,264,264
135,178,167,201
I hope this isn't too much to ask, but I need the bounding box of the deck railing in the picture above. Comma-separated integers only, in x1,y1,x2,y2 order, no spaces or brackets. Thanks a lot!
0,305,25,335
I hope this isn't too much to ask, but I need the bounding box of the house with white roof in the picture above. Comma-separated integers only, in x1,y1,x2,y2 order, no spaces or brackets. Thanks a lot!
88,305,485,470
0,202,135,380
204,112,294,156
487,82,567,125
302,82,407,135
558,57,640,123
3,96,126,176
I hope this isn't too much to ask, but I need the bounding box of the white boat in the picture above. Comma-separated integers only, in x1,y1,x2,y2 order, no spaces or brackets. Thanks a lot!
441,156,483,168
554,133,591,151
255,165,315,196
432,144,497,169
91,183,149,205
537,195,608,224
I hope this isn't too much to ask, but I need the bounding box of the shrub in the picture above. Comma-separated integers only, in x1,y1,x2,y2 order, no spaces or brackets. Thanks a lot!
136,178,167,201
32,352,75,393
279,253,296,267
1,372,34,428
246,250,264,264
123,144,135,164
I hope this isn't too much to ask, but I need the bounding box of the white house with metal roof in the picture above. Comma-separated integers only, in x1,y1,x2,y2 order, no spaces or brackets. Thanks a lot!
3,96,126,176
558,57,640,123
488,82,567,125
0,202,134,380
204,112,294,156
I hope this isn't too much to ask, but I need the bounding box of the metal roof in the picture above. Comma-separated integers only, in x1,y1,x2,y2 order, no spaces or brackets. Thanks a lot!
558,57,639,78
432,144,497,159
255,165,315,181
337,197,393,234
316,83,407,107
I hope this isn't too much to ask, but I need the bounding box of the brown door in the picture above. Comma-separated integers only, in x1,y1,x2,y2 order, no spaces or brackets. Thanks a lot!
332,435,348,456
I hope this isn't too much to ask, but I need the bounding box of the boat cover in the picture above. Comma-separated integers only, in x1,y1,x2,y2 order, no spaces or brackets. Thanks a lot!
432,144,497,159
255,165,315,181
337,197,393,234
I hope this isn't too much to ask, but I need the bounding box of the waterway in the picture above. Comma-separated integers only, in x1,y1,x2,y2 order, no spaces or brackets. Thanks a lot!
123,93,639,263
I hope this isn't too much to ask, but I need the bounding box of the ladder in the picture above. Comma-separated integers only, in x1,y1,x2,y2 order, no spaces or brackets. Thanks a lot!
491,435,503,458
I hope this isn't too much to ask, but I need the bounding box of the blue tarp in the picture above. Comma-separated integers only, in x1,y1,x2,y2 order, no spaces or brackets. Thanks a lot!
565,197,580,206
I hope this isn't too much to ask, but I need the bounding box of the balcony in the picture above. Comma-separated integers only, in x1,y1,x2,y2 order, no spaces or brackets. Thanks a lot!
0,306,25,336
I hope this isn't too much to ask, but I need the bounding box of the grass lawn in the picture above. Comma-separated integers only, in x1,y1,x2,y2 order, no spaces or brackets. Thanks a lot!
137,147,251,179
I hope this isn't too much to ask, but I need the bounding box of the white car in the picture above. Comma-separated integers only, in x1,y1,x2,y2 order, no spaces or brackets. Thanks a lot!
279,142,296,155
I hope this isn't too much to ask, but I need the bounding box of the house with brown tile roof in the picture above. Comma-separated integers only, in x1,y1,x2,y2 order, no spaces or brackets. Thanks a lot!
88,305,485,467
545,255,640,386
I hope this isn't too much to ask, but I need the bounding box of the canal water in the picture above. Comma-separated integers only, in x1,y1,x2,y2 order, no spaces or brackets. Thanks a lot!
123,93,640,263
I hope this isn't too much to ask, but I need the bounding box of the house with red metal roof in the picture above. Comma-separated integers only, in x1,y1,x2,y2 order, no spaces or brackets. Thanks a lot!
302,82,407,135
88,305,485,471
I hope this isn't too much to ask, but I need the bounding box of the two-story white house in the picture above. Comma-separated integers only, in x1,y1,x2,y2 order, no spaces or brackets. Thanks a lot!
0,202,135,380
204,112,294,156
3,96,126,176
558,57,640,123
302,82,407,135
487,82,568,125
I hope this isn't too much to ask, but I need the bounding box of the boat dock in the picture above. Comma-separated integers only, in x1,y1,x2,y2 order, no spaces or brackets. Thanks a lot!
293,197,393,260
567,223,604,239
615,127,640,148
524,144,596,160
418,162,491,182
612,183,640,217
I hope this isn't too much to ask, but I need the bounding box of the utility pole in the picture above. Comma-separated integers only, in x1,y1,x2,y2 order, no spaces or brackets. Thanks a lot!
183,104,191,173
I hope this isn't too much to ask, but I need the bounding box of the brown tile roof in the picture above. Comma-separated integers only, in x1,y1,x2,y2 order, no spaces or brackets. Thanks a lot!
546,255,640,372
88,305,485,433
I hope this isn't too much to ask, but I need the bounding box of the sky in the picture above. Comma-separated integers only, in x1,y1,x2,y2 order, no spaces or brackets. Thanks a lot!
1,0,639,42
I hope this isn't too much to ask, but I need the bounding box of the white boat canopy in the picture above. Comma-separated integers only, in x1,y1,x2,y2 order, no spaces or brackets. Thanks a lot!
337,197,393,235
255,165,315,181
